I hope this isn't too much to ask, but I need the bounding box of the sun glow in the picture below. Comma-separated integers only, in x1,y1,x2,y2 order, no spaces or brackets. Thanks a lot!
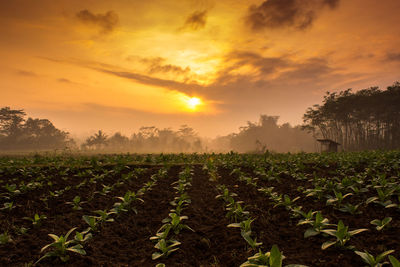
184,96,202,111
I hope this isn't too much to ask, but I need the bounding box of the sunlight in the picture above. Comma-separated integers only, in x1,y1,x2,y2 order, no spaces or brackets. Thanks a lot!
184,96,202,111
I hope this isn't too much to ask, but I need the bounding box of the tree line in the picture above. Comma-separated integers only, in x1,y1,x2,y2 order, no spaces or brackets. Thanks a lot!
0,107,74,150
303,82,400,151
1,81,399,152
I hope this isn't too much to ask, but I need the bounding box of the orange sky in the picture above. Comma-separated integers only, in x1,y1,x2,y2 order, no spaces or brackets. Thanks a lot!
1,0,399,137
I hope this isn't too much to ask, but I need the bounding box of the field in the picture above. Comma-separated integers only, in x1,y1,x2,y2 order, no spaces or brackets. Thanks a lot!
1,152,400,267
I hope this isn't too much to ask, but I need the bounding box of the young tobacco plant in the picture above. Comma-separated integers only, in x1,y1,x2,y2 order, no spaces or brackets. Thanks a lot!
240,245,308,267
152,239,181,260
159,213,194,235
370,217,392,231
82,215,100,232
226,201,250,222
35,227,86,264
273,195,300,211
355,250,394,267
321,220,368,250
228,218,262,249
66,196,85,210
298,211,334,238
23,213,47,227
339,203,362,215
0,232,13,244
326,190,353,208
366,188,397,208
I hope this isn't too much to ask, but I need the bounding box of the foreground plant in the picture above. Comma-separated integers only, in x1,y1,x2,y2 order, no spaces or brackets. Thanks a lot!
24,213,47,227
66,196,85,210
0,232,13,244
370,217,392,231
298,211,333,238
355,250,394,267
228,218,262,249
321,220,368,250
240,245,308,267
152,239,181,260
36,227,86,264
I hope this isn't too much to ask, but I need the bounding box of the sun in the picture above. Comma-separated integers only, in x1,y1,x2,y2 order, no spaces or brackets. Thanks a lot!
185,97,202,111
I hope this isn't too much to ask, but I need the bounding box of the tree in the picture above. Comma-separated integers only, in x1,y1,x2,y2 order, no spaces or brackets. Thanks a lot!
302,82,400,151
83,130,108,150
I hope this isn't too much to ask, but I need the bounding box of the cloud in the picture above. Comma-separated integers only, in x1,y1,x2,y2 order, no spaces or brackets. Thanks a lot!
16,70,37,77
246,0,340,31
92,67,202,96
386,52,400,62
57,78,72,83
76,9,119,34
181,10,208,30
138,57,191,75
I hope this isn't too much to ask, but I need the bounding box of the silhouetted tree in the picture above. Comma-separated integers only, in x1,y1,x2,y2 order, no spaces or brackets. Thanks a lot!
83,130,108,150
0,107,73,150
303,82,400,151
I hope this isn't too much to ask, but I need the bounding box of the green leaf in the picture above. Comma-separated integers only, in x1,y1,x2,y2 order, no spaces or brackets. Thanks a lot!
321,240,337,250
304,228,319,238
270,245,282,267
348,228,368,236
376,250,394,262
67,244,86,255
389,255,400,267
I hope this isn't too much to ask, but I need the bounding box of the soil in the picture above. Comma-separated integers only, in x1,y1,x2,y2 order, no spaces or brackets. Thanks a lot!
0,164,399,266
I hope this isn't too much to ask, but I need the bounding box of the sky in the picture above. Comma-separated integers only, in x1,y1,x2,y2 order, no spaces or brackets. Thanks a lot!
1,0,400,138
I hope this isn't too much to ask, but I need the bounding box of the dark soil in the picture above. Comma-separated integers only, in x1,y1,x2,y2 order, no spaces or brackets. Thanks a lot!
0,164,399,266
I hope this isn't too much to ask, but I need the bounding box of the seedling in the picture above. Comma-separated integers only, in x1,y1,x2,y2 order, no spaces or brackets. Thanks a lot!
370,217,392,231
0,202,15,211
66,196,85,210
152,239,181,260
355,250,394,267
298,211,333,238
226,202,250,222
160,213,194,235
321,220,368,250
82,215,100,232
228,218,262,249
240,245,308,267
24,213,47,227
366,188,397,208
74,231,92,244
326,190,353,208
94,210,115,223
339,203,362,215
0,232,12,244
274,195,300,211
36,228,86,264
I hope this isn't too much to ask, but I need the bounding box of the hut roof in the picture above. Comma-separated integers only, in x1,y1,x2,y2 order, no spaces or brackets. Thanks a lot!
316,139,341,145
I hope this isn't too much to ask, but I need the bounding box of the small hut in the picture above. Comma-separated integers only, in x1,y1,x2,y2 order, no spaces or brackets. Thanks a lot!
316,139,340,152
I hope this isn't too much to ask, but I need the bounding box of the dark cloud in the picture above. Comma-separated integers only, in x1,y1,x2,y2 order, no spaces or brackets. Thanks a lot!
386,52,400,62
57,78,72,83
76,9,119,34
246,0,340,31
214,51,289,84
92,67,202,96
182,10,207,30
16,70,37,77
139,57,191,75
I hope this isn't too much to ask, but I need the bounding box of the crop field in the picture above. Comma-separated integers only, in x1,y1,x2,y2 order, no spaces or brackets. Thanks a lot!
1,152,400,266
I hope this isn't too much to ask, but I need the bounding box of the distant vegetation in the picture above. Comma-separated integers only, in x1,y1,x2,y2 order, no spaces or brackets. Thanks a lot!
0,107,73,151
303,82,400,151
1,81,399,152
